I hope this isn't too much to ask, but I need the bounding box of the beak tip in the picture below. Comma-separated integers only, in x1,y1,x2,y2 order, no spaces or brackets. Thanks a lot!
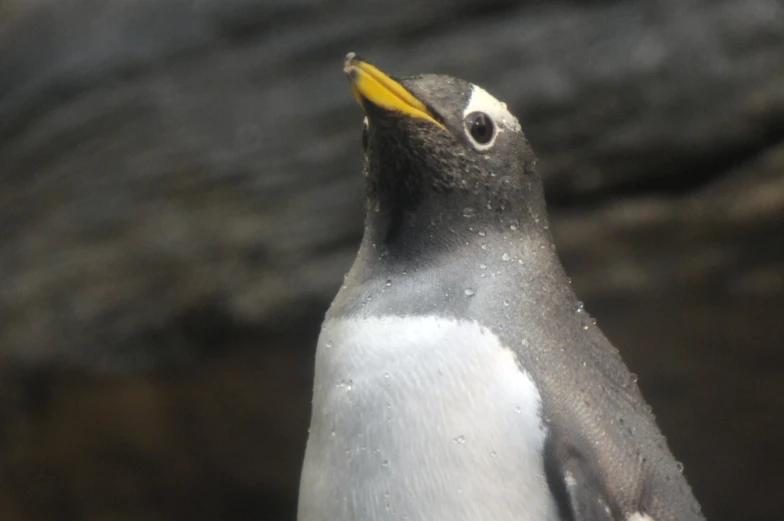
343,52,359,78
344,52,360,69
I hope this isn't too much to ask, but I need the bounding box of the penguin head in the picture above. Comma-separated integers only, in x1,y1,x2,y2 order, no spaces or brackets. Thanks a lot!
344,53,545,249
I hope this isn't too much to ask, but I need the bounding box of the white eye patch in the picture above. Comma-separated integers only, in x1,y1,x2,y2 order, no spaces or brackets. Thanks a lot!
462,84,521,150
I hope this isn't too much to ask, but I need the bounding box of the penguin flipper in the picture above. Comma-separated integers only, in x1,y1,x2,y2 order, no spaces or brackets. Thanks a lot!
544,433,618,521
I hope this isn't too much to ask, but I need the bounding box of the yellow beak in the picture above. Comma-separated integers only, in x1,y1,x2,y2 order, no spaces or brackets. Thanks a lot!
343,53,446,131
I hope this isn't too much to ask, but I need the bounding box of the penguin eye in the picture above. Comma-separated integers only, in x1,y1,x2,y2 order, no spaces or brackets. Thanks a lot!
361,117,369,152
464,111,495,147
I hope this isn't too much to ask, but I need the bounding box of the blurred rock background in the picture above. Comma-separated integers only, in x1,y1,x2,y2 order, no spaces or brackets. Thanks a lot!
0,0,782,520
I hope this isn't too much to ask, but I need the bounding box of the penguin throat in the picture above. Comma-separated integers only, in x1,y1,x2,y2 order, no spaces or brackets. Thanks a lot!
362,193,552,267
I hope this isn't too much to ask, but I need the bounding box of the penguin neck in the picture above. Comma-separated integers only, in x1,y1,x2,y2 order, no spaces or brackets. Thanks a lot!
327,187,577,316
329,202,576,322
360,190,554,268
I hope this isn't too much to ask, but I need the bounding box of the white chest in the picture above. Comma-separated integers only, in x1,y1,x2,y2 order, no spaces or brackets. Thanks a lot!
298,315,559,521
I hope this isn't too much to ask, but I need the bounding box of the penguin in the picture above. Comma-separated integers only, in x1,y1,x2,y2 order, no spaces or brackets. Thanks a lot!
297,53,705,521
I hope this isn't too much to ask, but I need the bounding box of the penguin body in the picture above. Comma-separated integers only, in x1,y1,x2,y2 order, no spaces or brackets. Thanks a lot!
300,315,557,521
298,54,704,521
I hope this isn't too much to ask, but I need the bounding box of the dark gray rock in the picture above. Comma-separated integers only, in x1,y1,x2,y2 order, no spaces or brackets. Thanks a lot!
0,1,782,520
